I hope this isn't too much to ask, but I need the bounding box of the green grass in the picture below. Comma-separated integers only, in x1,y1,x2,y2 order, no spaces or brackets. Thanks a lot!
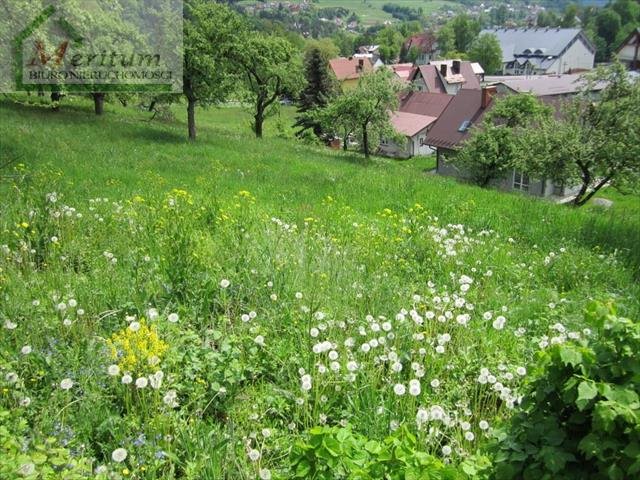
241,0,458,25
1,96,639,479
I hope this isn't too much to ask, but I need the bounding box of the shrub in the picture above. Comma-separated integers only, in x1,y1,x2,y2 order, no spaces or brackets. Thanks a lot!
492,301,640,479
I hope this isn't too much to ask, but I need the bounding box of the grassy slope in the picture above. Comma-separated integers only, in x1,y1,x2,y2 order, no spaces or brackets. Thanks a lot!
240,0,458,24
2,97,638,276
1,96,639,478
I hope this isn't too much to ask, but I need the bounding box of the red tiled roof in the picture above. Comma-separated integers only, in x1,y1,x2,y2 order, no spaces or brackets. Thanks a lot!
399,91,454,118
424,89,494,149
403,32,436,53
411,61,481,93
329,57,373,81
390,111,437,137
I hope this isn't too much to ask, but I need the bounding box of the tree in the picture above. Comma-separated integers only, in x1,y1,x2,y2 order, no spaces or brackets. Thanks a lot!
234,34,303,138
468,33,503,75
436,25,455,58
183,0,243,140
454,95,552,187
294,46,337,138
561,4,579,28
304,38,339,62
317,69,404,158
517,63,640,207
450,14,481,53
332,30,355,57
595,9,621,46
376,27,403,63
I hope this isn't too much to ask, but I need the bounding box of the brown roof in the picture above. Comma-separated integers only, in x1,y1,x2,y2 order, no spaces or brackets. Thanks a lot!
390,112,438,137
399,91,454,118
424,89,495,150
411,61,481,93
329,57,373,81
403,32,437,53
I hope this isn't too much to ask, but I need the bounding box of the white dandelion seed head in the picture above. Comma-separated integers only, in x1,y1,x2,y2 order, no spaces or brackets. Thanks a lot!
111,448,127,463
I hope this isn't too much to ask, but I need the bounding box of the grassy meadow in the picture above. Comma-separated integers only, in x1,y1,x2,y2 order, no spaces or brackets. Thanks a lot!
240,1,458,25
1,95,639,479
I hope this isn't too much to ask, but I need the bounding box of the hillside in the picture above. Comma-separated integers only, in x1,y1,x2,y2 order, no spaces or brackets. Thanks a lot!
1,97,639,478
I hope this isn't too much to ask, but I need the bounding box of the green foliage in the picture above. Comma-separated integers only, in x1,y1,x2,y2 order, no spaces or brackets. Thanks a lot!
234,33,304,138
516,63,640,206
294,46,338,138
454,94,552,187
449,14,481,53
376,26,404,63
316,68,404,157
468,33,503,75
492,301,640,479
291,425,491,479
0,408,98,479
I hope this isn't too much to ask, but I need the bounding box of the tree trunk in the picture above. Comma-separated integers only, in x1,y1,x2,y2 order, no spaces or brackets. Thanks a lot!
254,103,264,138
343,136,348,151
148,99,157,112
362,124,369,158
93,92,105,115
50,92,61,111
187,97,196,141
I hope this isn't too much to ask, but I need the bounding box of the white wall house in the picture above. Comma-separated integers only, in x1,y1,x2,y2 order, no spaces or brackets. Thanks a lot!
616,28,640,70
481,28,595,75
379,112,437,158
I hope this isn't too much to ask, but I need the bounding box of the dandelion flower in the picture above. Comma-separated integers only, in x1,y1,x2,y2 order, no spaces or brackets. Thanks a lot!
409,379,421,396
479,420,489,430
111,448,128,463
20,397,31,407
247,449,261,462
121,374,133,384
430,379,440,389
60,378,74,390
107,365,120,376
492,316,506,330
464,431,475,441
310,327,319,338
4,320,17,330
259,468,271,480
219,279,230,289
68,299,77,308
346,361,358,372
163,390,179,408
254,335,265,346
135,377,148,389
393,384,406,396
21,345,32,355
295,292,303,299
442,445,452,456
516,367,527,376
167,313,179,323
129,321,141,332
149,371,164,389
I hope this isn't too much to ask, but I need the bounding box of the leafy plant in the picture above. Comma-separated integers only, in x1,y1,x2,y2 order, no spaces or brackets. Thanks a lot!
492,301,640,479
291,425,490,479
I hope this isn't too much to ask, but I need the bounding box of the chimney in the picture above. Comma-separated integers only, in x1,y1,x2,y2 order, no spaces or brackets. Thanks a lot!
452,60,461,74
481,86,497,109
440,63,447,76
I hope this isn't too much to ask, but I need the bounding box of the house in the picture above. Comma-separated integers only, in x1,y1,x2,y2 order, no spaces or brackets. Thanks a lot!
379,92,453,158
329,57,373,90
410,60,481,94
402,32,438,65
357,45,381,62
399,91,454,118
388,63,415,83
424,86,576,198
484,73,606,99
380,112,438,158
615,27,640,71
481,27,595,75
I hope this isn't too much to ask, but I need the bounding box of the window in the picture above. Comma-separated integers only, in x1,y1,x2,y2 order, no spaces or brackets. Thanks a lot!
380,138,389,146
513,171,530,192
457,120,471,132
